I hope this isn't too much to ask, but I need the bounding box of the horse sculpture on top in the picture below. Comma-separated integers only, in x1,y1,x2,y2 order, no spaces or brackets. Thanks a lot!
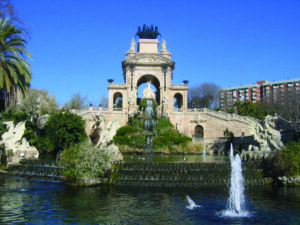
136,24,161,39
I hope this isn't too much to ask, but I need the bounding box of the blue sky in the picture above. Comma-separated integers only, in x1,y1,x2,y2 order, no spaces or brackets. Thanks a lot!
13,0,300,106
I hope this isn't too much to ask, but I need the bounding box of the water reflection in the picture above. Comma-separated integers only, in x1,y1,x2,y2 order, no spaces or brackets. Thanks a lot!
1,176,300,224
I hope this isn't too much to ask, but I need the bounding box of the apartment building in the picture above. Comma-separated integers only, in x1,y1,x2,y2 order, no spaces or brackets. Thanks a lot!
219,78,300,111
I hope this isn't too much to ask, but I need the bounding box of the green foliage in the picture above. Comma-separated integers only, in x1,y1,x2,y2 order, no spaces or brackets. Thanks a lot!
59,141,111,179
0,18,32,107
227,108,235,114
22,120,39,146
115,125,139,136
272,141,300,177
234,101,277,119
0,122,7,139
44,112,87,155
18,89,57,117
18,91,39,119
114,103,191,152
63,93,87,111
114,115,191,151
139,98,147,110
113,125,145,148
1,109,29,124
155,117,174,131
139,98,158,116
224,128,234,139
153,117,192,150
188,83,220,109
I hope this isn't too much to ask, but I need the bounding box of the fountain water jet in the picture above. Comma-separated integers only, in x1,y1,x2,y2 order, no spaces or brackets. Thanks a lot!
220,153,249,217
229,143,234,161
203,144,206,161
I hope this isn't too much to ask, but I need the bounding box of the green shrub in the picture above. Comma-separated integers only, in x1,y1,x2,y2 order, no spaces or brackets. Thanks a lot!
59,141,111,179
113,125,145,148
153,117,191,151
114,115,191,152
272,141,300,177
1,110,29,124
115,126,139,136
156,117,174,131
44,112,87,155
22,120,40,146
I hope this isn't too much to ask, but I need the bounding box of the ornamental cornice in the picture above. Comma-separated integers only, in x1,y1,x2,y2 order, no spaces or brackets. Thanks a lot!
108,84,127,90
122,54,174,67
169,85,189,91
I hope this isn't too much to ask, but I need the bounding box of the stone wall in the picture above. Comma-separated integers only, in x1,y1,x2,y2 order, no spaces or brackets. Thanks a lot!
75,107,261,154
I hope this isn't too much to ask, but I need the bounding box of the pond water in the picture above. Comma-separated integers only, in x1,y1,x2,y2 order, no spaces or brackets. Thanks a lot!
1,175,300,224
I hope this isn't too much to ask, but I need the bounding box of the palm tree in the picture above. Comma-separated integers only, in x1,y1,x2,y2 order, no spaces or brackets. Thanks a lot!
0,18,32,108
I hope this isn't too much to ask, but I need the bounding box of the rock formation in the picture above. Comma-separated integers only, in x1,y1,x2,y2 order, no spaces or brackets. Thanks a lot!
0,121,39,164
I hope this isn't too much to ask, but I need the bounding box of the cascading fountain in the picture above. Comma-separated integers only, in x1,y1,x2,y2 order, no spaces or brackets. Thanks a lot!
144,99,156,152
220,152,249,217
142,81,157,153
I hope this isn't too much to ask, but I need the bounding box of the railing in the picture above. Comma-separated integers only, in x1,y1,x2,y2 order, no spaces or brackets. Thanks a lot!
187,107,258,124
174,108,183,112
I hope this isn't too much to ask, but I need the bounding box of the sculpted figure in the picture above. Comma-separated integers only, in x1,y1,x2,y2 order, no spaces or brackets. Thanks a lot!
163,94,169,106
161,39,167,51
130,39,136,51
250,115,284,151
128,94,135,105
142,81,155,99
136,24,161,39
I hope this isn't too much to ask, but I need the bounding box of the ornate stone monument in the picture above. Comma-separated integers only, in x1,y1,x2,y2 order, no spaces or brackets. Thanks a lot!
108,25,188,121
79,26,284,152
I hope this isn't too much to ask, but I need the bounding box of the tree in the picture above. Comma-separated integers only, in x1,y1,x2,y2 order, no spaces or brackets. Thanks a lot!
18,89,57,119
99,95,108,108
63,93,87,110
234,101,277,120
0,18,32,108
18,90,39,120
44,112,87,156
276,89,300,122
188,82,220,109
0,0,30,36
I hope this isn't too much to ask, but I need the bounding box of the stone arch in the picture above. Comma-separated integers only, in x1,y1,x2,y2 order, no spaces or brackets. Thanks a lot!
113,92,123,110
174,93,183,111
136,74,161,105
194,125,204,139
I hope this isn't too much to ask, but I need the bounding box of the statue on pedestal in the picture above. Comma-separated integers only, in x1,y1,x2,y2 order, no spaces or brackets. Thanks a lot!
136,25,161,39
142,81,155,99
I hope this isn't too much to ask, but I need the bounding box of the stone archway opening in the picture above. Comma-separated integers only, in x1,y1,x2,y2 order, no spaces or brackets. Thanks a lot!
194,125,204,139
113,92,123,111
174,93,183,111
137,75,160,105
